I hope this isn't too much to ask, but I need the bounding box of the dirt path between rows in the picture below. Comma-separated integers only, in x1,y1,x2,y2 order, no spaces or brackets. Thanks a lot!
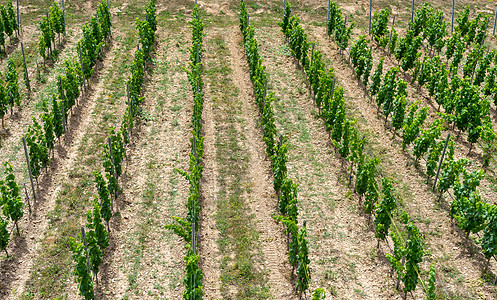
98,27,192,299
228,29,296,299
198,43,223,300
199,26,295,299
254,26,399,299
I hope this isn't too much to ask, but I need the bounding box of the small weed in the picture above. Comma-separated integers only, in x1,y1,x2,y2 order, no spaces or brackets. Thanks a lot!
354,288,367,297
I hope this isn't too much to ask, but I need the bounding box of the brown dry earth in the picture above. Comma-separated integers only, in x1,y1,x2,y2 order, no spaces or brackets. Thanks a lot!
4,0,497,299
330,27,497,204
0,4,93,156
0,27,84,180
1,34,121,300
199,41,223,300
253,25,400,299
199,26,295,299
0,7,139,297
283,21,497,298
308,0,497,181
228,28,296,299
98,26,192,299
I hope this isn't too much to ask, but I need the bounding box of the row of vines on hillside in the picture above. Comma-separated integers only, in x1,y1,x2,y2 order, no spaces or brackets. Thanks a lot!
165,4,204,300
285,3,436,298
330,0,497,290
364,3,497,164
38,1,65,62
69,1,156,299
0,163,23,256
330,1,497,282
0,0,111,267
1,0,61,129
0,1,18,54
0,58,21,125
239,1,321,299
24,0,111,196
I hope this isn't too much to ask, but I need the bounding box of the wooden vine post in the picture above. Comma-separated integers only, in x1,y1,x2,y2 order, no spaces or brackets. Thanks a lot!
126,83,131,136
107,137,118,210
62,0,66,36
22,137,36,202
368,0,372,35
388,16,395,54
16,0,19,36
78,44,86,91
61,101,66,132
192,134,197,254
326,0,330,35
410,0,415,26
433,134,451,192
196,43,199,64
494,5,497,36
21,42,30,92
23,183,31,215
80,227,90,272
451,0,455,35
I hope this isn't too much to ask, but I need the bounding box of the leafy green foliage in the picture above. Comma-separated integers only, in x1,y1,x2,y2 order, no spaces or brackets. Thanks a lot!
279,1,292,35
350,36,372,85
326,1,340,36
463,46,483,79
375,178,396,241
473,50,494,87
395,30,422,71
426,12,447,53
1,162,23,235
426,264,437,300
85,228,102,280
87,197,109,251
69,238,94,300
452,191,487,236
334,14,353,51
166,5,204,298
25,117,49,180
39,1,65,61
51,94,64,140
401,102,428,150
412,119,442,162
363,159,380,214
371,7,391,47
437,156,468,196
403,223,423,294
481,205,497,260
426,138,444,178
312,288,326,300
391,80,407,133
97,0,111,40
0,216,8,255
274,215,299,267
453,78,489,144
369,57,383,96
389,28,398,53
183,253,203,300
79,0,112,78
279,178,298,217
377,67,399,119
5,58,19,112
297,225,311,295
137,18,155,62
